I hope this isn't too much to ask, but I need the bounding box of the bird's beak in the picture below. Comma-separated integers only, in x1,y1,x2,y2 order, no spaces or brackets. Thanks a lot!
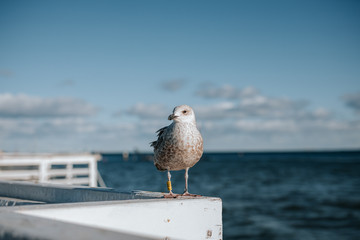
168,114,178,120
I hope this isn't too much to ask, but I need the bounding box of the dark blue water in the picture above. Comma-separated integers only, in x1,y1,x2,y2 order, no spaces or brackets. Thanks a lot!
98,151,360,240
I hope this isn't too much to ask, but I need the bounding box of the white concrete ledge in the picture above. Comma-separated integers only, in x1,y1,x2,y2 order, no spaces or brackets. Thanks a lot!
0,211,150,240
0,180,154,204
0,181,223,240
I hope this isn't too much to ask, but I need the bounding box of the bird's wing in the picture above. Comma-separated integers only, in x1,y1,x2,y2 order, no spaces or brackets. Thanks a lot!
150,126,168,150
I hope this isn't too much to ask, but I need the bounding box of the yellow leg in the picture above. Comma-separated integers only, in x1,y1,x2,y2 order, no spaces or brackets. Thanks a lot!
163,170,179,198
167,180,172,191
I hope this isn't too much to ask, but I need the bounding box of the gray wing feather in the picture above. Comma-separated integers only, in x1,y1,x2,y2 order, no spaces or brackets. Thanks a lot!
150,126,168,151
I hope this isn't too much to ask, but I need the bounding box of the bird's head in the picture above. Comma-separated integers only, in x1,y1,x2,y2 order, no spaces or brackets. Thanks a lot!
168,105,196,123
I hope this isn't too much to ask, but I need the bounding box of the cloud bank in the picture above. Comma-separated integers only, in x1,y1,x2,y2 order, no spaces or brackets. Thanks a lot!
125,84,360,150
0,94,101,152
0,93,98,118
1,86,359,152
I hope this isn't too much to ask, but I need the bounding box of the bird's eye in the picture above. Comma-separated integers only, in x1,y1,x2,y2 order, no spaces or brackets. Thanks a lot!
182,110,187,114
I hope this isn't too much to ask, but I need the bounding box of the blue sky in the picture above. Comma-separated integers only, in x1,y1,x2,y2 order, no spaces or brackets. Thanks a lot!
1,0,360,152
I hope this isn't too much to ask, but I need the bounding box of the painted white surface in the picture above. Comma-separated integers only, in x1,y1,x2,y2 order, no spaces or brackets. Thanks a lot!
19,198,222,240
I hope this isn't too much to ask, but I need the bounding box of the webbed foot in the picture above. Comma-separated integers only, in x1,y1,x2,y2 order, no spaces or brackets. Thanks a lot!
182,191,202,197
163,191,180,198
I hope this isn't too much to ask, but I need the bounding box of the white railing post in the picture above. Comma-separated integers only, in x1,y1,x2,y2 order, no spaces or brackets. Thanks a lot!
66,161,73,185
39,159,48,183
89,158,97,187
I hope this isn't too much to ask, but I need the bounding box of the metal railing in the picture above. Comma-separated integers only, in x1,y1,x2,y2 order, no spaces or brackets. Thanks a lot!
0,153,104,187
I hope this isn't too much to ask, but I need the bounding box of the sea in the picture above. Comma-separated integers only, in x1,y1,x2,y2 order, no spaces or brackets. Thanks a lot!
97,151,360,240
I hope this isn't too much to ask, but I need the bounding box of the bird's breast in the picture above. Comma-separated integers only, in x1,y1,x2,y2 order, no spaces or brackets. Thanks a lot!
170,123,202,149
154,122,203,170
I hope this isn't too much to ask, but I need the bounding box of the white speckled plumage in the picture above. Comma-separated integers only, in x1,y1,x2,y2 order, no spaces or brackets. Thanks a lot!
150,105,203,196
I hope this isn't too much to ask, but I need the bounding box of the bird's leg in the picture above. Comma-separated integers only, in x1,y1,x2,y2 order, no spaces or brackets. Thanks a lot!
163,170,179,198
183,167,189,194
182,167,201,197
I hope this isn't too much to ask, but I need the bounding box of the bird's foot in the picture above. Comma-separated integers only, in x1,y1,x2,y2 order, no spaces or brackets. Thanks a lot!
182,191,202,197
163,192,180,198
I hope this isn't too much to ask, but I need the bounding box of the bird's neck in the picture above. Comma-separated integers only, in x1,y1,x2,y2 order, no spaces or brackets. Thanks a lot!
173,120,196,127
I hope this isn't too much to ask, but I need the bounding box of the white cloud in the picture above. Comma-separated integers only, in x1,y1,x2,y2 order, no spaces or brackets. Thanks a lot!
0,118,97,138
58,79,76,87
0,117,143,152
196,84,258,99
0,93,102,152
234,119,298,132
194,102,237,120
195,84,310,120
195,96,308,120
0,95,172,152
126,103,168,119
192,85,360,150
0,69,13,78
161,79,187,92
0,93,98,118
343,92,360,114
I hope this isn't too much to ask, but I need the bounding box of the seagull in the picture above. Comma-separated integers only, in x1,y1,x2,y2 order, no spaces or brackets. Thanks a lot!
150,105,203,198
